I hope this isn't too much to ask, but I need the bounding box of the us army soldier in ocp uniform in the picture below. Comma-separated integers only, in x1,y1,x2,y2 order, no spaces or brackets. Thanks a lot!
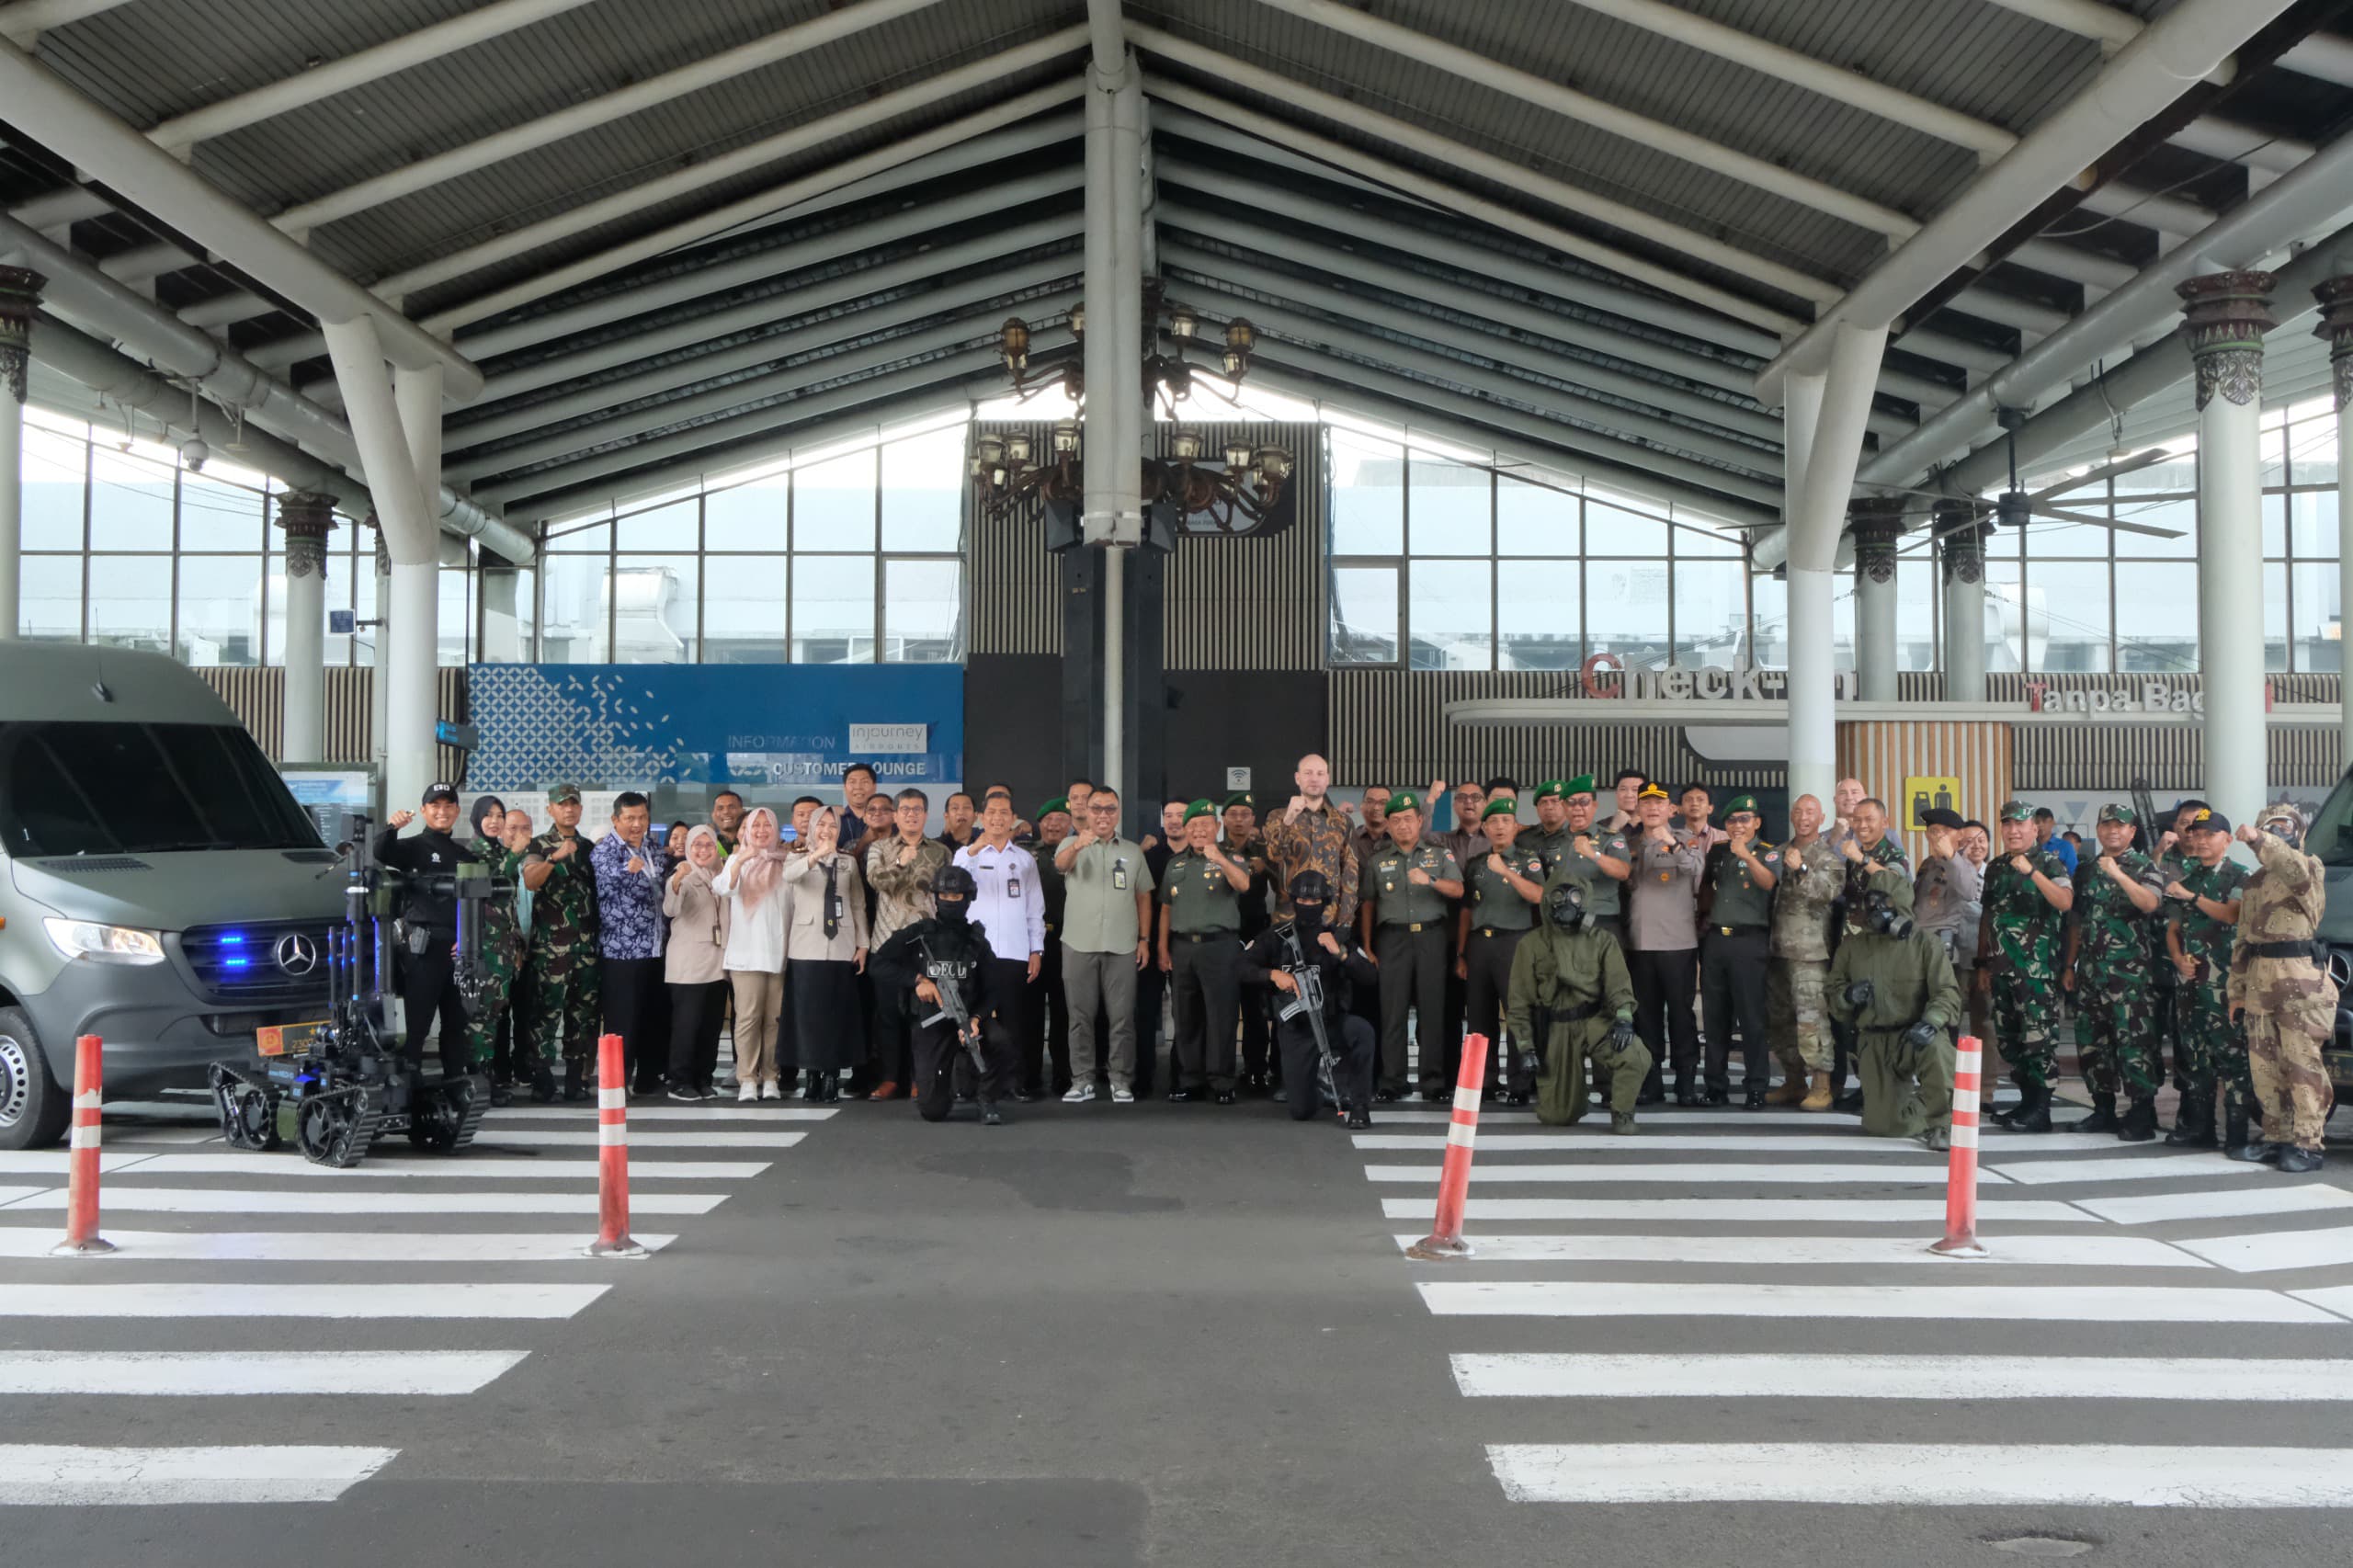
1766,793,1842,1108
2227,802,2340,1172
1978,801,2074,1133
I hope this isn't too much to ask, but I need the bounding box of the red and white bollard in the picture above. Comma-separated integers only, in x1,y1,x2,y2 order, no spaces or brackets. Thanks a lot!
1929,1033,1989,1259
1408,1031,1491,1261
584,1032,647,1259
51,1034,116,1258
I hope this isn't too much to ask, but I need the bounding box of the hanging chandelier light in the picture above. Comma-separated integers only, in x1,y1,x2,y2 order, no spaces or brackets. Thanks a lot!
976,280,1292,533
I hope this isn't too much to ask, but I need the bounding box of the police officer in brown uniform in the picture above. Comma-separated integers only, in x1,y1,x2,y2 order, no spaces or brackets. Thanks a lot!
1457,798,1546,1103
1359,791,1464,1100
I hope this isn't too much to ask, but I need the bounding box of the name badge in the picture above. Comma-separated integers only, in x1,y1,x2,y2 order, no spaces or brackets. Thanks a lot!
1113,859,1130,892
1008,876,1022,899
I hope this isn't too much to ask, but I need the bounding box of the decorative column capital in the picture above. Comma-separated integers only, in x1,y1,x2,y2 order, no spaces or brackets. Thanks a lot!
2177,269,2276,412
366,513,392,576
2311,275,2353,412
1931,498,1991,586
0,266,46,407
1847,495,1908,585
274,490,339,578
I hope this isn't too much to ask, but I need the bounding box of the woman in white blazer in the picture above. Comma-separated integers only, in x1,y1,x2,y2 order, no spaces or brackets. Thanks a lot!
710,806,790,1101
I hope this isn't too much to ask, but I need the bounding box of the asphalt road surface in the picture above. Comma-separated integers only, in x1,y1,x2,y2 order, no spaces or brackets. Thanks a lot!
6,1080,2353,1566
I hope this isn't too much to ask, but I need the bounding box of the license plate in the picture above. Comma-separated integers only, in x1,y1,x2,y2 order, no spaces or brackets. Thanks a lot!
2326,1049,2353,1090
256,1020,327,1058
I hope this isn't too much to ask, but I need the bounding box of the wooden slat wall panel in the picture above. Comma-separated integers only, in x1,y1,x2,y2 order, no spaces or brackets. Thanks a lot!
197,667,471,780
966,418,1063,657
1836,720,2013,865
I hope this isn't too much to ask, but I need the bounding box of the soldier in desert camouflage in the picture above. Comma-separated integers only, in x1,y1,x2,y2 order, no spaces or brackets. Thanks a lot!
2226,801,2339,1173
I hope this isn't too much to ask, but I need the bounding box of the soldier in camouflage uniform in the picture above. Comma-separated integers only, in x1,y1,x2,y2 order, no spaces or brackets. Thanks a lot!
467,807,538,1103
1978,800,2075,1132
2063,802,2168,1140
2162,806,2249,1151
521,782,602,1102
2147,799,2207,1113
1768,793,1842,1108
2226,802,2339,1171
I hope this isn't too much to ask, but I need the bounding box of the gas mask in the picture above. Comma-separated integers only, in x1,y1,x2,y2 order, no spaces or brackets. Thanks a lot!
1861,891,1909,938
1544,882,1589,932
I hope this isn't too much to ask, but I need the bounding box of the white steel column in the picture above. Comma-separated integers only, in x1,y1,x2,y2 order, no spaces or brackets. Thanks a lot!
480,566,522,663
1936,499,1989,702
274,491,335,762
326,317,442,814
2316,277,2353,768
369,520,391,767
2180,271,2276,828
1782,323,1887,808
1849,500,1905,702
0,267,35,641
1080,67,1116,549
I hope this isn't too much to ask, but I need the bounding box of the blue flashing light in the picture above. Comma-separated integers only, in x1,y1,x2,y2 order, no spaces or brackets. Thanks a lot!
219,934,246,946
223,958,250,969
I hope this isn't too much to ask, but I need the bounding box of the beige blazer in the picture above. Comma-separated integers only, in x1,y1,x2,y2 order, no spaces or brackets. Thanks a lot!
660,864,731,984
779,851,869,961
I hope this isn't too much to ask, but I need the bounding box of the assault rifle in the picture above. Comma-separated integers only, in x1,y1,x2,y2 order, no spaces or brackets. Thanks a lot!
915,934,987,1071
1274,923,1341,1113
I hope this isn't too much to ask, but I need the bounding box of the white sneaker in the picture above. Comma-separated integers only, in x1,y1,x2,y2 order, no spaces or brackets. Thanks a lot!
757,1080,776,1101
1110,1085,1135,1104
737,1082,757,1103
1063,1081,1097,1103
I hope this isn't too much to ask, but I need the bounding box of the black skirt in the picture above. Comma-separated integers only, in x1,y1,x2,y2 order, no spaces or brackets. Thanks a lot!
790,959,864,1071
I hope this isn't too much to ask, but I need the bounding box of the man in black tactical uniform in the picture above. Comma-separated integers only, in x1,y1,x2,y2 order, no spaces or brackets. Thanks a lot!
374,781,483,1079
871,863,1013,1125
1238,870,1379,1127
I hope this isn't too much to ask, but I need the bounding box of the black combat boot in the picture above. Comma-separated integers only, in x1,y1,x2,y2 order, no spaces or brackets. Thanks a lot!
529,1064,558,1104
1744,1083,1768,1109
2276,1144,2325,1173
2116,1096,2158,1142
562,1060,590,1103
489,1079,515,1108
2002,1084,2053,1132
2222,1108,2268,1162
2164,1094,2211,1148
2064,1093,2119,1133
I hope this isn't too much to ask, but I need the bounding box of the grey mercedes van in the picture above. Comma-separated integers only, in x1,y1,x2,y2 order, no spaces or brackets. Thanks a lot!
0,643,344,1148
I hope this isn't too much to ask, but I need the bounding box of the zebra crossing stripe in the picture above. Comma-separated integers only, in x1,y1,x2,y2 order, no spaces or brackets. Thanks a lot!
0,1351,528,1396
1416,1280,2342,1323
486,1106,837,1121
1396,1233,2202,1267
1375,1196,2097,1222
0,1187,727,1215
1450,1353,2353,1401
1984,1152,2267,1186
1364,1163,1975,1186
1356,1133,2123,1154
114,1154,766,1180
1485,1443,2353,1506
0,1283,609,1319
0,1187,36,1208
0,1229,679,1262
0,1153,153,1176
2174,1228,2353,1274
0,1445,400,1506
481,1130,806,1149
2075,1185,2353,1224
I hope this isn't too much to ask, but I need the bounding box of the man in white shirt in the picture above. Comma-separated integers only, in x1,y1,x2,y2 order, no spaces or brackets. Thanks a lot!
954,796,1047,1100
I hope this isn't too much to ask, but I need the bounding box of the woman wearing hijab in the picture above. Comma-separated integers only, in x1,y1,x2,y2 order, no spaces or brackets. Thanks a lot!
781,806,870,1101
711,806,790,1100
664,824,732,1100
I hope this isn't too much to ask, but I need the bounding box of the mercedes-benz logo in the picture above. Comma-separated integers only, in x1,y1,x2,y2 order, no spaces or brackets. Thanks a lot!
273,933,320,977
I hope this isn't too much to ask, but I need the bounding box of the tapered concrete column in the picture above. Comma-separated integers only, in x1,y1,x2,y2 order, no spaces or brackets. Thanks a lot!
480,565,522,662
2179,269,2276,829
1849,497,1906,701
2314,277,2353,768
274,490,336,761
369,518,392,767
0,267,43,642
1935,499,1991,701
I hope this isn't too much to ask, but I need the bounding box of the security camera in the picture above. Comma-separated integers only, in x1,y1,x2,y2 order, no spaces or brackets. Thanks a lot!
179,435,210,472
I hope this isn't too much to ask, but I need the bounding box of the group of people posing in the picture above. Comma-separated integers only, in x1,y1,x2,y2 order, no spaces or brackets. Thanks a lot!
369,756,2337,1158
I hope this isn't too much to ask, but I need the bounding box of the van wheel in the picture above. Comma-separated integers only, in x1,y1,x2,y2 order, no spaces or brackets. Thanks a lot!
0,1007,67,1152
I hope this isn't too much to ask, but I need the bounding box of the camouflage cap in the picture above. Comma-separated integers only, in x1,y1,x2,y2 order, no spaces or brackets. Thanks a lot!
2097,802,2138,826
2260,800,2306,832
547,783,583,806
1997,800,2035,824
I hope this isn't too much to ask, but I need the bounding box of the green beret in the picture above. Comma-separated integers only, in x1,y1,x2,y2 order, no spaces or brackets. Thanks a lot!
1184,798,1217,824
1037,796,1071,820
1222,790,1254,811
1563,773,1596,797
1724,794,1758,816
1388,790,1423,815
1481,798,1519,821
1533,779,1566,802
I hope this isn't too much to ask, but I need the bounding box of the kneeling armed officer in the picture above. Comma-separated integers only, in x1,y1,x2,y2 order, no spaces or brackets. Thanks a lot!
1828,869,1962,1149
1239,870,1378,1127
1508,882,1644,1133
871,864,1011,1125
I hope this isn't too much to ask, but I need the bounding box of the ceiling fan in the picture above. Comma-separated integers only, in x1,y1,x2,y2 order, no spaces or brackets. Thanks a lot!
1870,411,2187,555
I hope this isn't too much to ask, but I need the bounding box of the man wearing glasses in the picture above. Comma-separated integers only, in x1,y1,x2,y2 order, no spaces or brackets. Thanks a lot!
1053,788,1158,1103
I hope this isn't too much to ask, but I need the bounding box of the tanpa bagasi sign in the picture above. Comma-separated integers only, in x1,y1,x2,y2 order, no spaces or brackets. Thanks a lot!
2023,680,2276,716
1577,653,1860,700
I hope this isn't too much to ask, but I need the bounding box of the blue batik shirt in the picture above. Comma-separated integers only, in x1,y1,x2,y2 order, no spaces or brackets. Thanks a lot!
592,831,670,960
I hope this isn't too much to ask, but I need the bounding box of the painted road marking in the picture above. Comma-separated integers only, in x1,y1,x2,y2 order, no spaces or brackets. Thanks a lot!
114,1154,766,1180
1376,1197,2096,1222
2075,1185,2353,1224
0,1445,399,1506
1449,1353,2353,1401
0,1229,678,1262
473,1130,806,1149
1986,1152,2266,1186
0,1283,610,1319
0,1187,725,1215
1417,1280,2342,1323
485,1106,837,1122
1394,1233,2202,1267
0,1351,529,1397
1356,1133,2123,1154
1486,1443,2353,1506
2173,1227,2353,1274
1365,1163,1979,1186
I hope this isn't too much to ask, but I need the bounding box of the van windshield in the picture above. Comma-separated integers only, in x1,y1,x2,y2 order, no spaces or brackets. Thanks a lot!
0,721,321,857
2307,767,2353,868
